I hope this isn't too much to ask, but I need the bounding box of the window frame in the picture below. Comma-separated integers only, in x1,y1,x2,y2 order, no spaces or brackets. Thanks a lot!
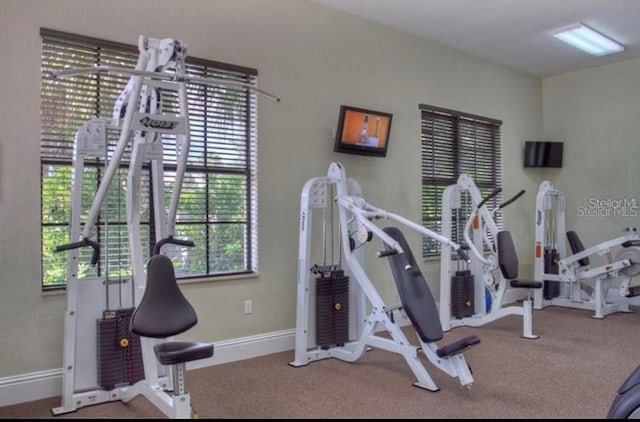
40,28,259,290
419,103,503,259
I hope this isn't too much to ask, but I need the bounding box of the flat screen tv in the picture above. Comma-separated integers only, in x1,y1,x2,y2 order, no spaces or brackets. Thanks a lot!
523,141,563,168
334,105,393,157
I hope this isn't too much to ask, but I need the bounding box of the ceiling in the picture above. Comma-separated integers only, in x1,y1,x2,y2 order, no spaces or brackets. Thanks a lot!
308,0,640,77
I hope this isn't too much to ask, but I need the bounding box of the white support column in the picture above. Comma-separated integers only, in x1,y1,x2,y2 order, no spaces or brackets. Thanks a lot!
439,184,457,331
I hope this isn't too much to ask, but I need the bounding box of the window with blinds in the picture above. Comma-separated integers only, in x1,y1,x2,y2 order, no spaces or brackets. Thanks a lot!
40,29,258,289
420,104,502,258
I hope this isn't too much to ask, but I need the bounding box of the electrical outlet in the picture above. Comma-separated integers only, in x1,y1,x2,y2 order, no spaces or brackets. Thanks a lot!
244,299,253,314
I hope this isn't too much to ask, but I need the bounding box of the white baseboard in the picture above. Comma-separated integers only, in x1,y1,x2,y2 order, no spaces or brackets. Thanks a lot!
504,288,527,304
187,329,295,370
0,368,62,408
0,312,430,408
0,329,296,408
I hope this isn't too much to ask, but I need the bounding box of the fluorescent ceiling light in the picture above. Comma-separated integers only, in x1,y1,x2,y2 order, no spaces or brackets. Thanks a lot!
553,22,624,57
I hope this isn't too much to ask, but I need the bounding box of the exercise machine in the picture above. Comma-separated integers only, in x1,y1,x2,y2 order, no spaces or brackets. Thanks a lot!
49,35,278,418
290,162,480,392
533,181,640,319
439,174,541,339
608,365,640,418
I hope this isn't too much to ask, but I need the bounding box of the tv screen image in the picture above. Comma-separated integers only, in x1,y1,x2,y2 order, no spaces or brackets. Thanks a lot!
523,141,563,168
334,105,393,157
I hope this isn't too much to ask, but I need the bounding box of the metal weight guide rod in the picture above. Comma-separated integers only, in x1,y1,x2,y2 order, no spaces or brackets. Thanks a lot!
50,35,279,419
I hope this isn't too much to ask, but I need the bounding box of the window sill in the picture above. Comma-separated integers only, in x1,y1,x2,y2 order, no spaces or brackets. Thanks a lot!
177,271,259,285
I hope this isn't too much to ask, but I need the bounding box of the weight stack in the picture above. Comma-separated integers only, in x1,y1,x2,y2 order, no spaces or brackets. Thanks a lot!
315,269,350,349
451,269,474,318
543,248,560,300
96,308,145,390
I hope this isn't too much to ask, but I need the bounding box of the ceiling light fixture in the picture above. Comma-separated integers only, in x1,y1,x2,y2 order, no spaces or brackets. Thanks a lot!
552,22,624,57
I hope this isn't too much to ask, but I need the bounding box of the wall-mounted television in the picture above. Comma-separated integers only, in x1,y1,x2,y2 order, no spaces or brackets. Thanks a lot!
523,141,564,168
334,105,393,157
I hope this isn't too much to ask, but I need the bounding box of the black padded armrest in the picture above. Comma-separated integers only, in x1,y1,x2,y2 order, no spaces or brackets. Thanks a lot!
436,335,480,358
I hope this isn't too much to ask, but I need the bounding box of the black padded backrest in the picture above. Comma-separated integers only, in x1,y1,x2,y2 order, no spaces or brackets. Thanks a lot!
382,226,444,343
567,231,590,266
130,254,198,338
497,231,519,280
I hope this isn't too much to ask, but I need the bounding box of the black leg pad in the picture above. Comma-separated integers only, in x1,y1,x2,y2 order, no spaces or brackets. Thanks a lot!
436,335,481,358
510,279,543,289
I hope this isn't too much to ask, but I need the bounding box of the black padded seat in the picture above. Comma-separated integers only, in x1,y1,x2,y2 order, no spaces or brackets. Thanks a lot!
154,341,214,366
567,231,590,267
382,226,480,352
131,254,214,364
497,231,543,290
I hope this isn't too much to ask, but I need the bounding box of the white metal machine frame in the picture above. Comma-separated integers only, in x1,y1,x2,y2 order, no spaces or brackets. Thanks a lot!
50,35,278,418
533,181,640,319
290,162,477,392
439,174,537,339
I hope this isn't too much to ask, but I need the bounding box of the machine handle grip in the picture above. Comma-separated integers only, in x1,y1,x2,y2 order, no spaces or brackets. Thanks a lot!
153,236,195,255
456,247,470,263
377,248,399,258
477,188,503,208
53,238,101,266
499,189,526,209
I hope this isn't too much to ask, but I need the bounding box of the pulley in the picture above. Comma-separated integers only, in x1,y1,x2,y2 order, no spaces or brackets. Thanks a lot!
356,220,373,243
616,246,640,277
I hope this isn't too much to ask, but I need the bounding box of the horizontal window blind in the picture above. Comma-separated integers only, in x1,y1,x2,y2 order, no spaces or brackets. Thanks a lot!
420,104,502,257
40,29,258,289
